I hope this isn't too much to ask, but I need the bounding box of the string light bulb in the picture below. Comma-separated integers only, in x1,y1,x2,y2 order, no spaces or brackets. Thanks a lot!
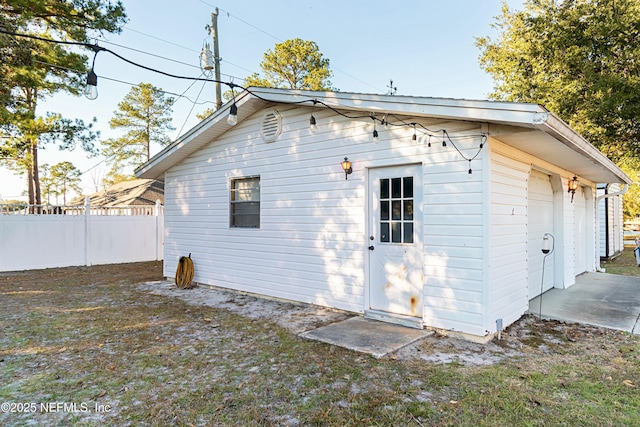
371,115,380,143
309,114,317,132
411,124,417,144
84,69,98,100
227,102,238,126
84,45,103,100
0,29,491,177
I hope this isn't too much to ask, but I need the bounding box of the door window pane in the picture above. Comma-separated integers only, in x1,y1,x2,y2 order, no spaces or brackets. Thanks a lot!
380,201,389,220
403,177,413,198
404,223,414,243
380,179,389,199
391,178,402,198
391,222,402,243
392,200,402,220
380,223,390,242
404,200,413,220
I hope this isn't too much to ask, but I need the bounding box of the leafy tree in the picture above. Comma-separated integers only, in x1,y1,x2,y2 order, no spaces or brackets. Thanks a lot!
245,38,333,90
476,0,640,161
101,83,175,182
39,163,57,204
102,172,134,188
50,161,82,204
40,161,82,204
196,108,215,121
0,0,127,206
618,158,640,221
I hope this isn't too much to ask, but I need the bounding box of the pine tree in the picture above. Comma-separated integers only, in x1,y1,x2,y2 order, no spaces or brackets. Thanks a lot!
101,83,175,182
0,0,127,206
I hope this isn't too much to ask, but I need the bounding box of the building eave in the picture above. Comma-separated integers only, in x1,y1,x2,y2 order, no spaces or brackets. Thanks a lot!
136,87,630,185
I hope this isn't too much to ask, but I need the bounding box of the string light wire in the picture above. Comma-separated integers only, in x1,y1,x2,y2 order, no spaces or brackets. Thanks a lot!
2,28,487,173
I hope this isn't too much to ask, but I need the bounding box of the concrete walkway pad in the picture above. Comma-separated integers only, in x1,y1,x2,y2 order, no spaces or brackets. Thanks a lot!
300,317,431,358
529,272,640,334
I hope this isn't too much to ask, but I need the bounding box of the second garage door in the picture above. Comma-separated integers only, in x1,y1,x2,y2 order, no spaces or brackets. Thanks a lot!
528,170,555,298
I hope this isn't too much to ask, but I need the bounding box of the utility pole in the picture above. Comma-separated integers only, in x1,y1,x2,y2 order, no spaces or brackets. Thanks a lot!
211,8,222,110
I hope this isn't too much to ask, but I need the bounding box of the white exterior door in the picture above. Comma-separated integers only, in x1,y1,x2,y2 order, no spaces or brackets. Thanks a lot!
368,165,423,319
528,170,555,298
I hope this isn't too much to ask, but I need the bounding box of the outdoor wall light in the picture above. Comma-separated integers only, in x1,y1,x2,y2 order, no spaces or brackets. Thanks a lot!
341,157,353,180
568,176,579,202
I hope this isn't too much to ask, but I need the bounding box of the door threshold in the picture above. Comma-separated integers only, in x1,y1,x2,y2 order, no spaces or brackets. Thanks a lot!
364,309,424,330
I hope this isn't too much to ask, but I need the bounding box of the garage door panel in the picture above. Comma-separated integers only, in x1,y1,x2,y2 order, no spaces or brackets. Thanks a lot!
528,170,555,298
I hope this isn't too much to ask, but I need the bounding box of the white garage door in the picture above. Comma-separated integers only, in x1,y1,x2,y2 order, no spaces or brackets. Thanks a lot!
528,170,555,298
574,186,587,275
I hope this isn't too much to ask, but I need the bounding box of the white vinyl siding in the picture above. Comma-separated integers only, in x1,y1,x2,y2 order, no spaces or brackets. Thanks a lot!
422,134,486,336
163,105,488,332
488,147,529,330
162,109,367,312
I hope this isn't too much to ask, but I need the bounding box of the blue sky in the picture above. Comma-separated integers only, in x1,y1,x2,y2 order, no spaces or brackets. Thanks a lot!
1,0,524,200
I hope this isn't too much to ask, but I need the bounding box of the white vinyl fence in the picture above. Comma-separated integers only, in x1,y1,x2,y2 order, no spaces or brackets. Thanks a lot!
0,199,163,272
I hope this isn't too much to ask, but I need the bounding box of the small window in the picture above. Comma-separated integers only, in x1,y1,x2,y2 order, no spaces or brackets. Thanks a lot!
230,177,260,228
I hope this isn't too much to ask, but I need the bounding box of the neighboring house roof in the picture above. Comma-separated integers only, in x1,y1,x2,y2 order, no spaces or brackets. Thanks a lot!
135,87,631,185
72,179,164,206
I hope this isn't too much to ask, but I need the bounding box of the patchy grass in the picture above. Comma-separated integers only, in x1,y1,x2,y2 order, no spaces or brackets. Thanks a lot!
601,248,640,277
1,262,639,426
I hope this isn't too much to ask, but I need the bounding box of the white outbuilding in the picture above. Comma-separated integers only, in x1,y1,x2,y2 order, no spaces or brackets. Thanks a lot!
136,87,631,341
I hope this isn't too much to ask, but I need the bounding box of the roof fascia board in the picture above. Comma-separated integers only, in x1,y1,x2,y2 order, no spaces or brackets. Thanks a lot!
135,90,261,178
533,113,631,184
248,87,548,127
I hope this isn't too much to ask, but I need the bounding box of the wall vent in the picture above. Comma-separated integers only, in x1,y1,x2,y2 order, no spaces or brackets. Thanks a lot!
260,109,282,143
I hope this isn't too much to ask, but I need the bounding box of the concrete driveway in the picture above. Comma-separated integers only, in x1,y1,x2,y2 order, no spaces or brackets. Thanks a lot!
529,272,640,334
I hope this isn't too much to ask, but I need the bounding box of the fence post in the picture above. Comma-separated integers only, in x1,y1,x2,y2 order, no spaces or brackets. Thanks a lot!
85,197,91,266
155,199,161,261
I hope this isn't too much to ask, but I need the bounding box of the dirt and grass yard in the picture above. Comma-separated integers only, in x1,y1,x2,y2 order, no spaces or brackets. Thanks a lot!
1,255,639,426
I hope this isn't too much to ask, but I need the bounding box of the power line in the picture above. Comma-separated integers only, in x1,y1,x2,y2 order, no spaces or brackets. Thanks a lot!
124,27,200,53
119,26,259,77
97,37,248,80
199,1,284,42
197,0,383,92
5,29,486,174
31,60,215,106
176,77,209,137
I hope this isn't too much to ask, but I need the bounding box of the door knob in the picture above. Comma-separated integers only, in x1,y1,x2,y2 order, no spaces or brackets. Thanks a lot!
368,245,375,251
